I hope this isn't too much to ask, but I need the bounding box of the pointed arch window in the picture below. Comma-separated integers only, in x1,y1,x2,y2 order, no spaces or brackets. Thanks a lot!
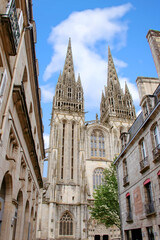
99,133,105,157
61,122,65,179
71,123,74,179
68,88,72,98
93,168,104,190
90,130,105,157
59,212,73,236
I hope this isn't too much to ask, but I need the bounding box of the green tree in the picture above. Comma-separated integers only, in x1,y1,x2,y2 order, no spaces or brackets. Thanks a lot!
90,163,120,229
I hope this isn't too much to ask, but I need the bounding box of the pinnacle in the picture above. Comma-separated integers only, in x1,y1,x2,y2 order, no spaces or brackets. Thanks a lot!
57,71,62,83
107,46,119,87
62,38,75,82
125,81,129,93
77,73,82,85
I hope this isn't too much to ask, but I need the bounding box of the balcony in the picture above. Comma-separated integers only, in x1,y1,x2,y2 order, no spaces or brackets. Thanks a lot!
126,211,133,222
123,175,129,187
140,157,149,173
145,201,155,216
152,144,160,163
0,0,20,55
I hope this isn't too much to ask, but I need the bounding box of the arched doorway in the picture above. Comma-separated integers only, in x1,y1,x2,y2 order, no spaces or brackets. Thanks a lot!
0,173,12,239
22,200,29,240
29,207,34,240
13,190,23,240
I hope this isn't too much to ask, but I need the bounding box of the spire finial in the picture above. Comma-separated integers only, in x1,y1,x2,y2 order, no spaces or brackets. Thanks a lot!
62,38,75,83
107,45,119,87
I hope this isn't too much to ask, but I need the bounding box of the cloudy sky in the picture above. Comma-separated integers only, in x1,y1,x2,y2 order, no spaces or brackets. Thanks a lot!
33,0,160,149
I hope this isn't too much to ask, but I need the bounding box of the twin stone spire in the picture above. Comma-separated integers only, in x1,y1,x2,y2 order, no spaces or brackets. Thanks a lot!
53,38,84,113
53,38,136,122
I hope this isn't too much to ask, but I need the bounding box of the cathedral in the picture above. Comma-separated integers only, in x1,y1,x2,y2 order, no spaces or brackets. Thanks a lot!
37,39,136,240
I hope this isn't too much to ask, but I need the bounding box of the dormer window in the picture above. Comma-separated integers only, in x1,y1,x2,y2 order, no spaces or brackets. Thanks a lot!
121,132,129,150
143,103,148,117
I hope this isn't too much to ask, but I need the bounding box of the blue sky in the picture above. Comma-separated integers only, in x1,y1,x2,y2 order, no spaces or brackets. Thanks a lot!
32,0,160,148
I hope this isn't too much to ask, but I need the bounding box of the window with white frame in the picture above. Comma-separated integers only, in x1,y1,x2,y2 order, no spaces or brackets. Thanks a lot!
153,125,160,147
93,168,104,190
143,102,148,117
141,140,147,160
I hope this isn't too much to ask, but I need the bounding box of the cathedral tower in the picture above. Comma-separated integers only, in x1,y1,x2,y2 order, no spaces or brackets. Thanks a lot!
100,46,136,123
39,39,88,240
38,43,136,240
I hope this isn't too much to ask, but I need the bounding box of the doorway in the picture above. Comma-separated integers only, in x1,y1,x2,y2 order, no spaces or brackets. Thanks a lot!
94,235,100,240
126,228,142,240
103,235,108,240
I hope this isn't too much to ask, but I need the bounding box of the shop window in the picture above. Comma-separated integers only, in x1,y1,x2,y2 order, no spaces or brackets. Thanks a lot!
147,226,155,240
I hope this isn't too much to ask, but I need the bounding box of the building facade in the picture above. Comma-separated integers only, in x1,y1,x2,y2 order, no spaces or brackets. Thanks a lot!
114,29,160,240
37,40,136,240
0,0,44,240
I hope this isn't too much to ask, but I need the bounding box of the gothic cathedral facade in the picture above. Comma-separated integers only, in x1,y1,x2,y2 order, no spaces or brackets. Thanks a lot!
37,39,136,240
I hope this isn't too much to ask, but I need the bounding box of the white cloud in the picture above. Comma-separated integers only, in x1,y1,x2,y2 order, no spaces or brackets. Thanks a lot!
43,133,50,149
40,84,54,103
43,3,136,112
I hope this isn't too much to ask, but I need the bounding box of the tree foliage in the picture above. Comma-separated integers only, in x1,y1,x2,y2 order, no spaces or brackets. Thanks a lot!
90,163,120,229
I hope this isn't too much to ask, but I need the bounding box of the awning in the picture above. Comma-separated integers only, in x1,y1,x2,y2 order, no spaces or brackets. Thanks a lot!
126,192,130,197
157,170,160,176
143,178,151,185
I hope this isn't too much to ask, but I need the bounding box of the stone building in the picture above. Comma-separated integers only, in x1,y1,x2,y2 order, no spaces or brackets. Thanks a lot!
0,0,44,240
114,30,160,240
37,39,136,240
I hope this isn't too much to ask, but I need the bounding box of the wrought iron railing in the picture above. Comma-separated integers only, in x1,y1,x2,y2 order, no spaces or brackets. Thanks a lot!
140,157,149,172
152,144,160,161
126,211,133,222
123,175,129,186
3,0,20,52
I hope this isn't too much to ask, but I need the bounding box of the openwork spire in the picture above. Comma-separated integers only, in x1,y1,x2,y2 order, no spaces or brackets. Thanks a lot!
107,46,120,88
53,39,84,112
100,47,136,122
62,38,75,84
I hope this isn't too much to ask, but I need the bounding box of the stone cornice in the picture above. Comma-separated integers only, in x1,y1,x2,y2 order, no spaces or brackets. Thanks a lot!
13,84,43,188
